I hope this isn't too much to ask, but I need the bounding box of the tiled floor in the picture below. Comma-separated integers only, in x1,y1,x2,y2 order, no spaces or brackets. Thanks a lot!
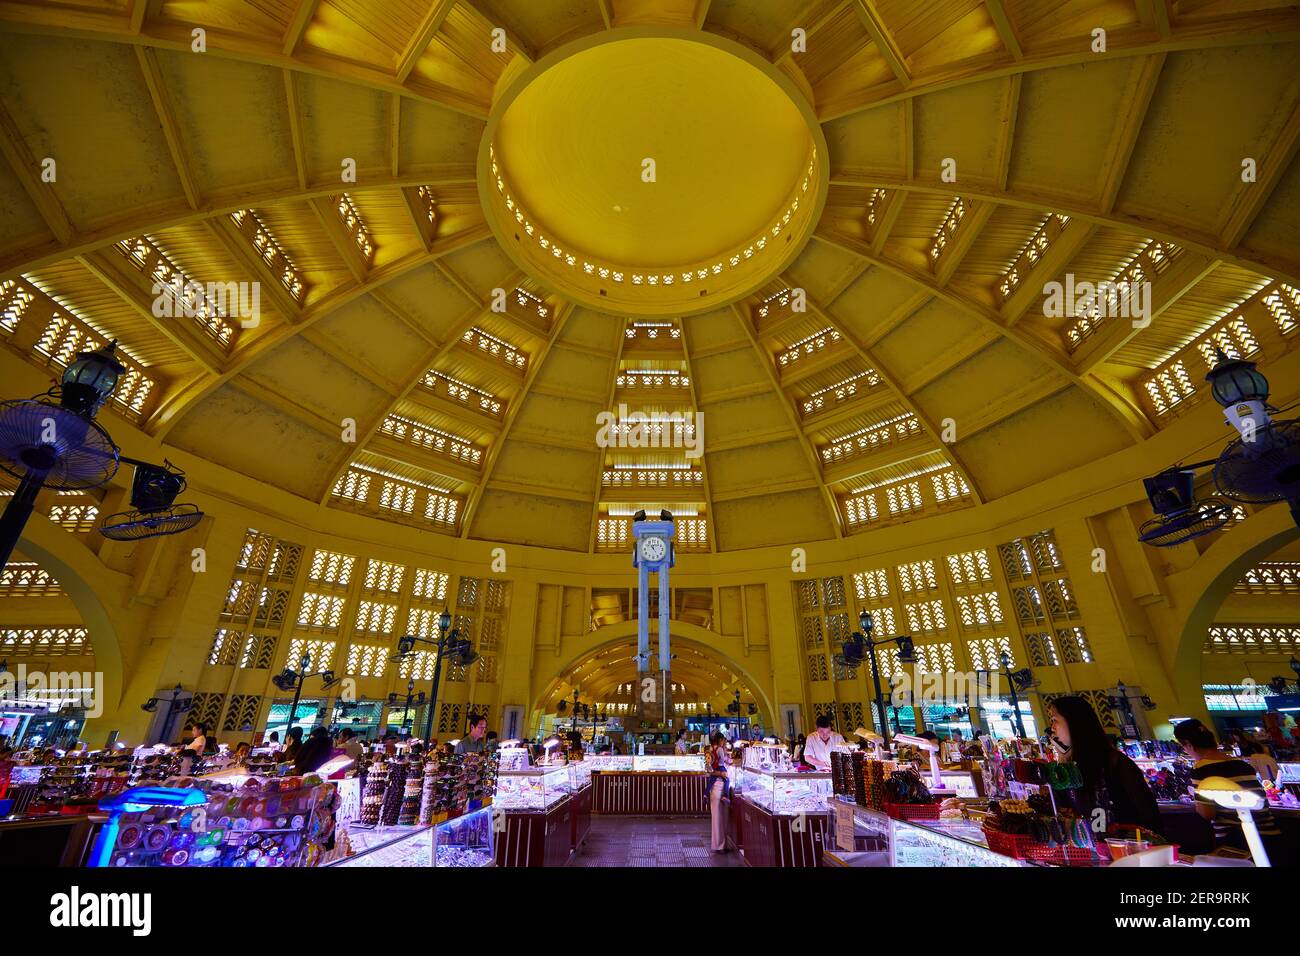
570,816,745,867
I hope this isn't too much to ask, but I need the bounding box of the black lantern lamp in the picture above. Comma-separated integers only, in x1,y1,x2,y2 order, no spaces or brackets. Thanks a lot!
1207,348,1272,447
59,340,125,418
1143,468,1197,516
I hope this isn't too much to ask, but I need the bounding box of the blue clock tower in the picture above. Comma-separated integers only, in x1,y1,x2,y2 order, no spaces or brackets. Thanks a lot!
632,515,675,724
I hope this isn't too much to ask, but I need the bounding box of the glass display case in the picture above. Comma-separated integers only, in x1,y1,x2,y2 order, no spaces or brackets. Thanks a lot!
742,744,794,772
736,767,832,815
836,800,1026,867
494,765,575,811
632,754,706,772
583,754,634,772
569,760,592,789
432,804,493,867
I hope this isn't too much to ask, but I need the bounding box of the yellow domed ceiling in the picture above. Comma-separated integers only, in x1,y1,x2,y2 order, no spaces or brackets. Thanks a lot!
0,0,1298,558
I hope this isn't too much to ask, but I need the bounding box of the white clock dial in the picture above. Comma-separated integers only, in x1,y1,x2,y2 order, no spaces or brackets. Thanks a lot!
639,536,667,563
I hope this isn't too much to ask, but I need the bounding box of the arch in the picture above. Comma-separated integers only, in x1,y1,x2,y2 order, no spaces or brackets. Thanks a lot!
15,513,126,724
531,619,775,727
1169,505,1300,716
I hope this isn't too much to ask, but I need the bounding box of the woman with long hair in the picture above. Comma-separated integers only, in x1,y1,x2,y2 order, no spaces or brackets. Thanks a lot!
706,731,731,853
1048,696,1161,834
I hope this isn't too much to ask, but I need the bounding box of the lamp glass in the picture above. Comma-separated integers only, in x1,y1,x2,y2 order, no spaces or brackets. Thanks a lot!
1206,355,1269,407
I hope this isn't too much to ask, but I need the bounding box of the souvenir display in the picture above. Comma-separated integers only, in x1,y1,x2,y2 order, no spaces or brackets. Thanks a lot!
734,764,832,815
99,774,336,868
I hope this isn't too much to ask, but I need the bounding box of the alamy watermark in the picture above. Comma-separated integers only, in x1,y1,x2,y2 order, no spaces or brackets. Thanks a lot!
595,405,704,460
1042,274,1152,329
0,664,104,719
151,277,261,329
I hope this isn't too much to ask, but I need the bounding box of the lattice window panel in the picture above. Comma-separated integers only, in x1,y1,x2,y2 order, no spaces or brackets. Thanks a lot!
266,542,303,582
209,628,244,666
484,579,508,612
253,588,290,628
457,577,480,609
833,657,858,681
904,599,947,634
914,642,956,674
1024,632,1059,667
1080,690,1119,731
807,654,829,682
931,470,971,503
223,695,261,732
946,549,992,588
363,559,405,594
476,655,498,683
379,480,416,514
47,502,99,533
852,568,890,604
1011,585,1046,625
885,481,923,515
843,491,879,527
955,591,1004,629
308,550,356,587
354,600,398,636
825,612,852,645
221,580,259,621
237,530,274,571
801,615,824,648
1204,625,1300,655
868,605,898,636
245,633,278,670
796,580,820,611
453,614,474,645
868,647,903,683
839,702,865,731
998,541,1034,580
397,650,437,681
0,627,89,657
297,592,346,632
411,568,450,603
287,638,336,671
896,560,939,594
445,660,468,682
967,636,1014,671
332,469,371,503
0,562,62,597
1029,531,1064,571
812,701,836,727
1235,563,1300,594
1056,627,1094,663
820,576,847,609
346,643,389,678
1042,578,1079,621
437,702,463,734
189,692,224,731
478,616,502,651
407,607,442,639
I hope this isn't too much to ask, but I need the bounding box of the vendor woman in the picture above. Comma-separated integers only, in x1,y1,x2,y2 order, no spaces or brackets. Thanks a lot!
1048,696,1161,834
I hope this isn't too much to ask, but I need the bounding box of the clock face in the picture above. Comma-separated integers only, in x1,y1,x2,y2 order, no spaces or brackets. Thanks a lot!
639,536,668,563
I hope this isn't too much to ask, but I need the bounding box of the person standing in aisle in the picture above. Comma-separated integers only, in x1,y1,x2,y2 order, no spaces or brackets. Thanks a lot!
706,732,731,852
802,715,845,771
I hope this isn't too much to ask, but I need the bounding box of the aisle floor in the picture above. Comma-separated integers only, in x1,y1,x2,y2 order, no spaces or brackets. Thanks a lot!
570,816,745,867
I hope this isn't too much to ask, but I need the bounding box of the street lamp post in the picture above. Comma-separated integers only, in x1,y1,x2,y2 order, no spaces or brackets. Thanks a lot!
395,609,477,743
851,610,915,755
271,652,338,742
387,679,426,736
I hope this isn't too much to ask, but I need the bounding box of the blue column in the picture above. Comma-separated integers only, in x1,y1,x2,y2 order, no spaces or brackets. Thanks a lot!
657,566,670,673
637,560,650,678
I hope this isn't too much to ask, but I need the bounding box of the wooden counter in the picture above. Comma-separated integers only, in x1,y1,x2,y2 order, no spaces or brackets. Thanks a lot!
591,771,708,815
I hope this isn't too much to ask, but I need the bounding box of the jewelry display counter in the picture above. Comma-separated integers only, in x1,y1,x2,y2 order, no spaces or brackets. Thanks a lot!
492,757,592,867
586,754,709,814
730,768,832,867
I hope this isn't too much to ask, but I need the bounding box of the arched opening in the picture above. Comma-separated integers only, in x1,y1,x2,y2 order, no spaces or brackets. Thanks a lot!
531,622,774,743
9,513,125,742
1169,504,1300,733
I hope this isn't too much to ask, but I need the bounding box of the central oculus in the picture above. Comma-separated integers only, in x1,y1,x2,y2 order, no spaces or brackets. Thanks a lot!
480,31,827,316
